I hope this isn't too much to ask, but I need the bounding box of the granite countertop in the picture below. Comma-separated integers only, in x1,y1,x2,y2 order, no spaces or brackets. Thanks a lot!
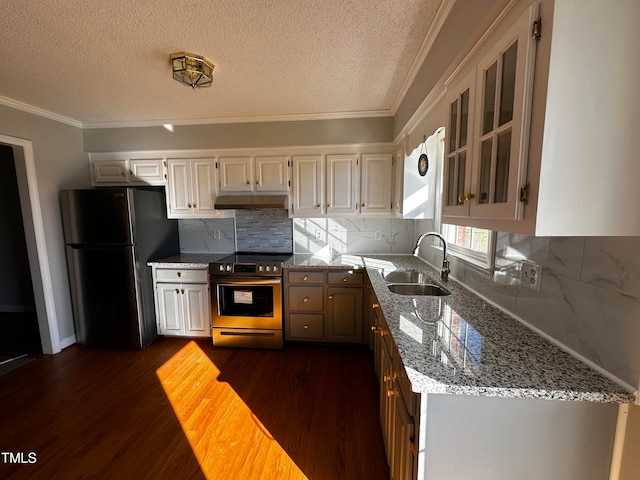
147,253,231,268
284,253,636,403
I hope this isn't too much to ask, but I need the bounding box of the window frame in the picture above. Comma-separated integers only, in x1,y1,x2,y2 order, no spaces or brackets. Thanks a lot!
440,223,497,273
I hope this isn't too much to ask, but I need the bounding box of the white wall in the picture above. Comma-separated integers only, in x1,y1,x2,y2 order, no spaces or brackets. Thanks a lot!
0,105,88,349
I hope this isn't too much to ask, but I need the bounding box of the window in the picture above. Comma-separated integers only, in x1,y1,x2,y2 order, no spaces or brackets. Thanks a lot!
442,223,495,269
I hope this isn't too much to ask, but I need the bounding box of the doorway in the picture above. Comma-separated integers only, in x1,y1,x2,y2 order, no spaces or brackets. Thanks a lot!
0,133,59,355
0,145,41,357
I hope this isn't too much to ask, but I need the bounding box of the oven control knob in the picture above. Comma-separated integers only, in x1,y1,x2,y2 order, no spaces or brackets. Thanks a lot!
226,264,232,272
218,264,224,272
266,265,271,272
273,265,279,273
258,265,264,272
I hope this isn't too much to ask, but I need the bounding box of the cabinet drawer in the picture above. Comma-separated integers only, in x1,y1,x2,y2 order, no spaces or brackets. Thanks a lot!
287,270,324,284
155,268,208,283
289,314,324,339
327,270,364,286
288,286,324,311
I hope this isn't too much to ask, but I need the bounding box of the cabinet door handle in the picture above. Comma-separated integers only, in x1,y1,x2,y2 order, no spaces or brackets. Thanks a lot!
458,192,476,203
342,277,347,282
302,275,308,281
316,204,320,208
175,288,179,294
193,204,197,208
328,295,333,300
327,204,331,208
188,203,192,208
372,303,379,308
303,297,309,303
383,374,392,382
303,325,310,329
246,181,250,185
177,272,182,277
387,389,396,397
181,289,185,294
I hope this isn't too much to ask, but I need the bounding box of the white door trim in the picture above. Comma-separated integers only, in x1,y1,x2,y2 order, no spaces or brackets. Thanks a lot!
0,133,60,354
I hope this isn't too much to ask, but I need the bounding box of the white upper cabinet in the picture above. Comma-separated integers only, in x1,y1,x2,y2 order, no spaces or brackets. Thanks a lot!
90,155,165,186
326,154,358,215
218,155,289,193
218,156,252,192
291,151,395,218
291,155,324,216
360,153,393,215
439,0,640,235
442,4,535,222
166,158,219,218
533,0,640,235
255,156,289,192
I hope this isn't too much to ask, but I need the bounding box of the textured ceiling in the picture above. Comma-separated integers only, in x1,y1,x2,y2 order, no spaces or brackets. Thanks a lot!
0,0,445,127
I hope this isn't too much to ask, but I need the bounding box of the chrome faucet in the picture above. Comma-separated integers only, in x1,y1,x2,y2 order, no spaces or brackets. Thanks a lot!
412,232,450,282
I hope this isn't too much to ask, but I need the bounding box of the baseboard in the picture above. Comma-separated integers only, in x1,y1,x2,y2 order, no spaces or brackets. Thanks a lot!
59,334,77,350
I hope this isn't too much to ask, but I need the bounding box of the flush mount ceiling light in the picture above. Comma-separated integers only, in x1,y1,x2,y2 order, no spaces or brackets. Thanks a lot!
170,51,214,89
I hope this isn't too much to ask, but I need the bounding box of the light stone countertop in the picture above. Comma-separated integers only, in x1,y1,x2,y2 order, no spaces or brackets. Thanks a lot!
147,253,231,268
283,254,636,403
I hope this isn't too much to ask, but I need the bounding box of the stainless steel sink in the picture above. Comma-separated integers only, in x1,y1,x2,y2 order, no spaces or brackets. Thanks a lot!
383,270,432,284
387,283,451,296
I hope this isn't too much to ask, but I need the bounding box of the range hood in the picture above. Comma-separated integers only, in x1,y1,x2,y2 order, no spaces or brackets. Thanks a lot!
214,195,289,210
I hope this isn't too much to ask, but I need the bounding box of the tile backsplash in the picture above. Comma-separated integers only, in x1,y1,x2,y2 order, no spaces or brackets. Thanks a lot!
235,210,293,253
418,233,640,391
293,217,417,254
178,218,236,253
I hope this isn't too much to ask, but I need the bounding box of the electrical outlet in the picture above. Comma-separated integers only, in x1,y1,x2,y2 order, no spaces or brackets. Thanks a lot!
519,260,542,292
375,230,382,241
315,230,322,240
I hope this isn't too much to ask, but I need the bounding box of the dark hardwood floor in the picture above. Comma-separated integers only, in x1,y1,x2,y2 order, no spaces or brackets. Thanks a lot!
0,338,389,480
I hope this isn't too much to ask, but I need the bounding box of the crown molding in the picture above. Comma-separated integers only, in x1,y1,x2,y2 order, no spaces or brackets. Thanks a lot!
0,95,82,128
80,109,394,129
389,0,455,115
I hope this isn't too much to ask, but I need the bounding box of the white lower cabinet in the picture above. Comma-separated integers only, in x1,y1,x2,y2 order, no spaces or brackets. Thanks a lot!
153,266,211,337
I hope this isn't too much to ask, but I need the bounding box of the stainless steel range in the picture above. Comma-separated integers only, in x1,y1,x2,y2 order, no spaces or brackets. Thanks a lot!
209,252,291,349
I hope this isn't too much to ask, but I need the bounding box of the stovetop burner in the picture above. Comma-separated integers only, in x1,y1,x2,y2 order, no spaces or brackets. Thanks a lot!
210,252,292,276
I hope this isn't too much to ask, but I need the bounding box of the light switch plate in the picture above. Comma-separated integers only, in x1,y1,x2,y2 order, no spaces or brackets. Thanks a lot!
519,260,542,292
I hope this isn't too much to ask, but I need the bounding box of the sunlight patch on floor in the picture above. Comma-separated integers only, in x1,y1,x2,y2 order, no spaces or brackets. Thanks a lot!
156,341,308,480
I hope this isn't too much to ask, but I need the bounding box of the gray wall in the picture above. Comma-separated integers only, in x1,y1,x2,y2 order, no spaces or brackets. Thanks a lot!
0,104,89,346
83,117,394,152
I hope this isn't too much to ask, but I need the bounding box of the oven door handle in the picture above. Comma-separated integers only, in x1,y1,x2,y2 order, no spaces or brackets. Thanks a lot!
211,276,282,286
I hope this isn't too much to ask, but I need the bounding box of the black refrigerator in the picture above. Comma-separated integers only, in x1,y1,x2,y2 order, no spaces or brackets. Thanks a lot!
60,187,179,349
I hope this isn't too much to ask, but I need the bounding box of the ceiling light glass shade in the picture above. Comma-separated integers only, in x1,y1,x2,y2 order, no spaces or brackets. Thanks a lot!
170,52,214,89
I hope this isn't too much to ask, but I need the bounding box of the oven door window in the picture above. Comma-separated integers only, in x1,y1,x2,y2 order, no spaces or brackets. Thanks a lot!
218,284,274,317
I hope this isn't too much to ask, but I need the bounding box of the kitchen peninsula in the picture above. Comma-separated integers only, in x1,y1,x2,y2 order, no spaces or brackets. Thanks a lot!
284,253,635,479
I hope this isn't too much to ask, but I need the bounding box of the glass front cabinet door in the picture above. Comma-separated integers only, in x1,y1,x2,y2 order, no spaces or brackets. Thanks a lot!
443,4,537,221
443,69,476,218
